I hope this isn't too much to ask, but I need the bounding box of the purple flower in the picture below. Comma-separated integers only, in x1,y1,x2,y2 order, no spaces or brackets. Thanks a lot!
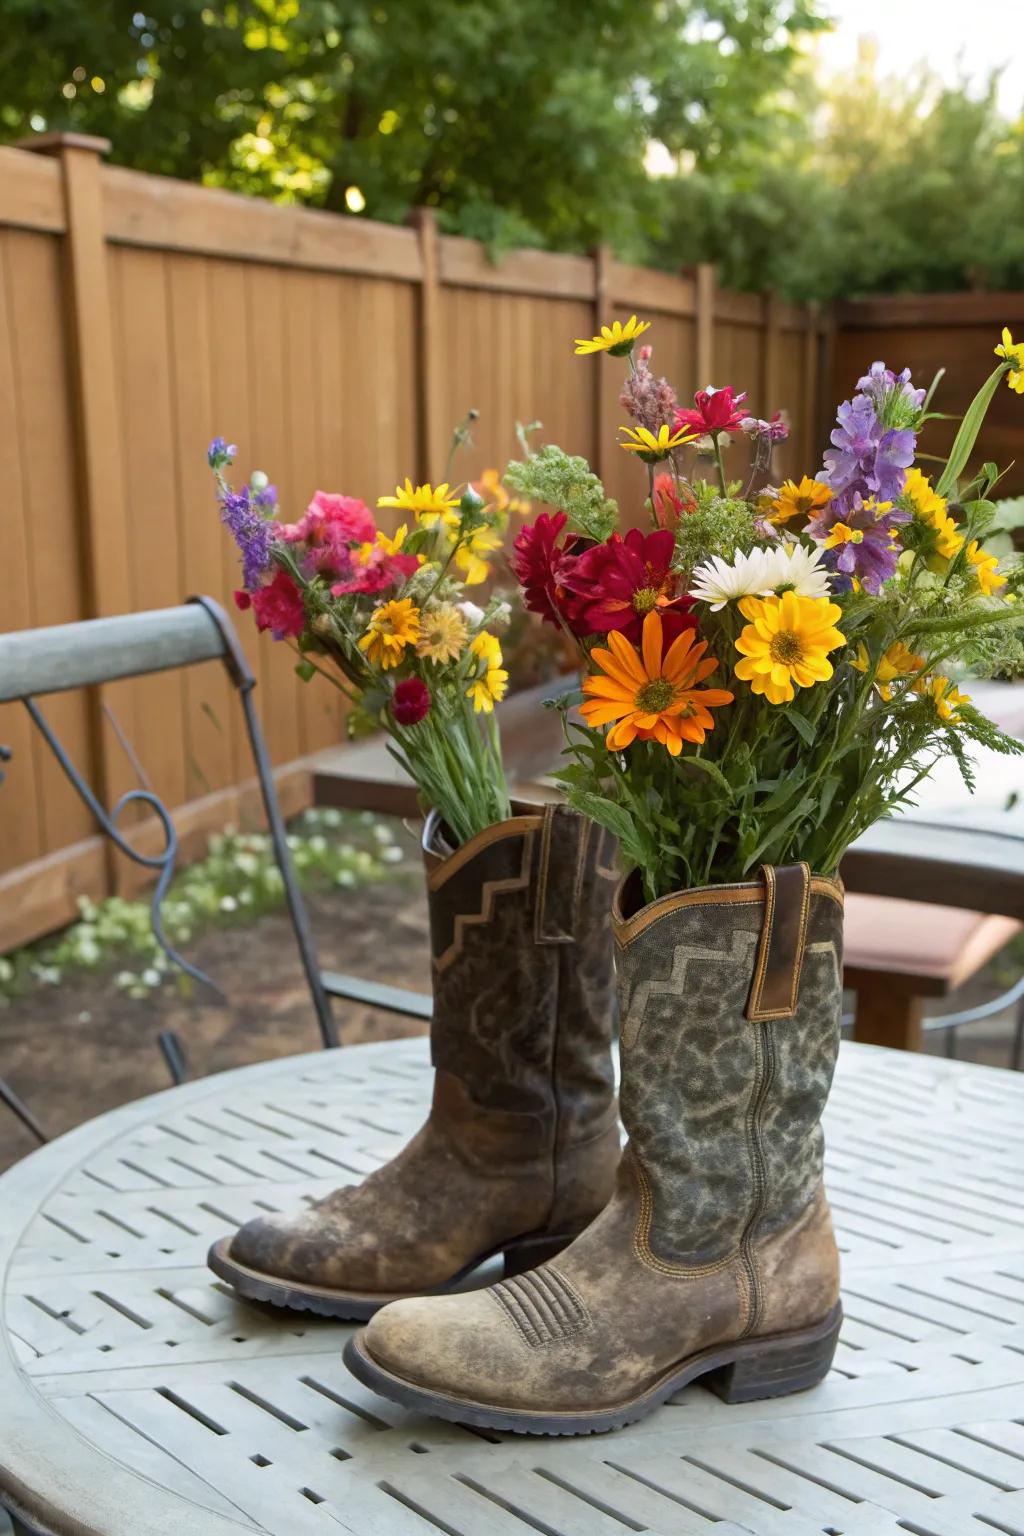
807,492,911,595
207,436,236,469
740,414,789,444
219,485,277,591
821,367,918,514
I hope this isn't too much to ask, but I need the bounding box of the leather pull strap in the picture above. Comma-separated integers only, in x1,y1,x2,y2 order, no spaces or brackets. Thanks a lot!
746,862,811,1022
534,804,588,944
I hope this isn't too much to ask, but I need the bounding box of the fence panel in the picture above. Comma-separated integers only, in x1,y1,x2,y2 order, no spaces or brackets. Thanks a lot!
0,136,825,949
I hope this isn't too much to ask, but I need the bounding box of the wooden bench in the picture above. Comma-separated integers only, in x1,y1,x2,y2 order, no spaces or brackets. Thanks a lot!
844,894,1022,1051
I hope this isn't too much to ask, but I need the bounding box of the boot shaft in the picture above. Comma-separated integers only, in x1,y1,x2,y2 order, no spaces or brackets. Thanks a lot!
423,805,618,1133
614,864,844,1268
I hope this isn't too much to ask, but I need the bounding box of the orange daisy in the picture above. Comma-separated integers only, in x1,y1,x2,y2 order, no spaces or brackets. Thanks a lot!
580,610,733,756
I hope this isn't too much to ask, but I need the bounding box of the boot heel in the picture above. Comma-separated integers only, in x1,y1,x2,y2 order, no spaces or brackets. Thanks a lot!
502,1232,577,1278
701,1305,842,1404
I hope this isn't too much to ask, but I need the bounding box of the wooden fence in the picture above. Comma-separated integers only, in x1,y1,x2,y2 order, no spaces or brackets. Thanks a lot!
5,132,1018,952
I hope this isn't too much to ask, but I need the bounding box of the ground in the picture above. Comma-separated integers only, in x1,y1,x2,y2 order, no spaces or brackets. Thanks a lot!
0,818,1019,1172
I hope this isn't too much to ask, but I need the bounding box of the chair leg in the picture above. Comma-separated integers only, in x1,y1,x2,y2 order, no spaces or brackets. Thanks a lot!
0,1077,47,1144
158,1030,191,1085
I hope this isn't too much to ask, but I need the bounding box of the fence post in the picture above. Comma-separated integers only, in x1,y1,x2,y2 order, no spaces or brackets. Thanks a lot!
592,243,614,479
694,263,715,387
20,132,135,888
761,289,779,418
409,208,446,483
802,301,822,469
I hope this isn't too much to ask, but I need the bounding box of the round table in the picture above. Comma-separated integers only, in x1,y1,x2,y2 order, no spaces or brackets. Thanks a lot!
2,1040,1024,1536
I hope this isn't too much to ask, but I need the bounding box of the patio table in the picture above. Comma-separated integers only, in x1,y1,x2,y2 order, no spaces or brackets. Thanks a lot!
2,1039,1024,1536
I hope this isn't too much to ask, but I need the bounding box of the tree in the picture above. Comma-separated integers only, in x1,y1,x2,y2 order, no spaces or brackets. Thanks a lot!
0,0,827,254
652,44,1024,299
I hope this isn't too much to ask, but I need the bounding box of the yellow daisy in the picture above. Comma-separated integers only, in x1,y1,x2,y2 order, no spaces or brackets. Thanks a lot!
574,314,650,357
378,479,461,529
465,632,508,713
769,476,833,527
734,591,845,706
454,524,504,585
902,467,963,560
965,539,1006,596
852,640,925,701
995,327,1024,394
618,423,698,463
357,598,421,670
926,675,970,723
416,602,468,664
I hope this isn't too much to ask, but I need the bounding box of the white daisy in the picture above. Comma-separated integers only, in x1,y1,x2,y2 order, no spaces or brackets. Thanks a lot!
760,541,832,600
688,548,774,610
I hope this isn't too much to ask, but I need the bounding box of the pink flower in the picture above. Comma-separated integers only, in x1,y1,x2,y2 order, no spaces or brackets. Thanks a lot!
233,589,252,611
330,545,419,597
280,491,376,580
392,677,431,725
249,569,305,639
675,386,748,437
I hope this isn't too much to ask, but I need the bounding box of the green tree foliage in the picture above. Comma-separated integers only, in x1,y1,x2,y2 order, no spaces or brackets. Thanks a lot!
0,0,827,254
653,46,1024,299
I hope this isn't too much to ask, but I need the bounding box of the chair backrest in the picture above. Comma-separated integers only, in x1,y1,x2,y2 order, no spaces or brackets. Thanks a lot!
0,596,336,1144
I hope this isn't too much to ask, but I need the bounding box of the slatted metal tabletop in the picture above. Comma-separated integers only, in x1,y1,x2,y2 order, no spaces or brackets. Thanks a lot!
1,1039,1023,1536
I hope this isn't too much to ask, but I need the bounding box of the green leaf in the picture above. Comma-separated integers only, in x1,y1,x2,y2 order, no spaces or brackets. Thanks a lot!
935,364,1007,498
780,707,817,747
294,659,316,682
682,756,734,797
569,791,637,851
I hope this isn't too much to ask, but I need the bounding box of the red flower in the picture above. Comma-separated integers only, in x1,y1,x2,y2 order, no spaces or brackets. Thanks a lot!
510,512,582,629
674,386,748,437
564,527,696,645
233,589,252,611
651,473,695,530
392,677,431,725
249,569,305,639
330,548,419,597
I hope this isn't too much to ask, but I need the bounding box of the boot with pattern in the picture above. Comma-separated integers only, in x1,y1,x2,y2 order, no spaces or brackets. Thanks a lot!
346,861,845,1431
209,805,620,1319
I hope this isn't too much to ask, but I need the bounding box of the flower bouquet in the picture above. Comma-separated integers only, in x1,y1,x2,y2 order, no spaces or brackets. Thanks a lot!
207,438,518,845
507,317,1024,903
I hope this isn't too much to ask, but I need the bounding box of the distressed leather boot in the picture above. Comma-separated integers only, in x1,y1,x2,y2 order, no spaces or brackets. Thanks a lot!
346,861,845,1432
209,804,620,1319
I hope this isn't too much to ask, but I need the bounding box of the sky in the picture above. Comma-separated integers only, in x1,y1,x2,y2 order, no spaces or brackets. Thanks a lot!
815,0,1024,116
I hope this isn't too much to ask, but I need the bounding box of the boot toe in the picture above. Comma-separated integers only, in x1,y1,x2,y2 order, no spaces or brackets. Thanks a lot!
363,1288,526,1402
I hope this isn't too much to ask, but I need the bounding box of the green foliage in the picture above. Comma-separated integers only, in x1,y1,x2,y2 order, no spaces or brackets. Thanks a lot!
505,445,618,542
673,489,757,571
0,810,408,1005
653,50,1024,300
0,1,826,256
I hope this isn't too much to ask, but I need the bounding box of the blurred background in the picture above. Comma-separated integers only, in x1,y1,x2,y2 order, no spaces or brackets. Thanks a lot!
1,0,1022,1167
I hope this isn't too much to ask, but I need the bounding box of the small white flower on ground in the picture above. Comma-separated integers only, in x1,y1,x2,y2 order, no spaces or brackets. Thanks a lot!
688,548,774,610
141,967,162,988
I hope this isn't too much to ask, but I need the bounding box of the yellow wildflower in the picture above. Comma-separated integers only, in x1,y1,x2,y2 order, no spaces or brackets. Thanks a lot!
769,476,833,527
416,602,467,665
852,640,925,702
926,675,971,723
357,598,420,670
574,314,650,357
474,467,530,517
454,524,503,585
734,591,845,706
822,521,864,550
466,632,508,713
995,327,1024,394
965,539,1006,596
373,523,411,557
902,468,963,560
378,479,461,529
618,423,698,463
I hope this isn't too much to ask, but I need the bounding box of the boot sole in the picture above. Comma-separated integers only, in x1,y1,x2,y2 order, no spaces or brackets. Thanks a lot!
343,1301,843,1434
207,1229,577,1322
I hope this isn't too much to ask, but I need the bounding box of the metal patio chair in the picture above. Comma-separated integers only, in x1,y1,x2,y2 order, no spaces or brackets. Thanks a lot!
0,597,431,1145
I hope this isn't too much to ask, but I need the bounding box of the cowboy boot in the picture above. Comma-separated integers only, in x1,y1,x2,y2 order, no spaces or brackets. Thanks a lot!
346,861,845,1432
209,803,620,1319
